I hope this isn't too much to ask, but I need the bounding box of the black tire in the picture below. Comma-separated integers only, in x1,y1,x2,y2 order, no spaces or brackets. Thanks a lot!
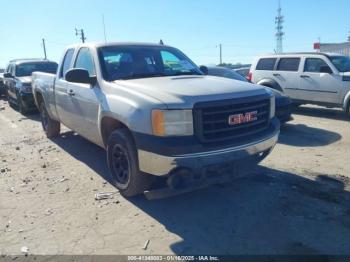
7,93,15,108
40,102,60,138
347,102,350,118
107,129,154,197
17,93,28,115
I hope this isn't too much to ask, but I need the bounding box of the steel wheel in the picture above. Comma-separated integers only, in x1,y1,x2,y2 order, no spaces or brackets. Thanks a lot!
110,144,131,189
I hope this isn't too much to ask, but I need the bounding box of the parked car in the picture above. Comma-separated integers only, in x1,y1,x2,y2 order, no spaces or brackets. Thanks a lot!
3,59,58,114
0,70,5,96
249,52,350,116
200,65,292,123
234,67,251,79
32,42,280,197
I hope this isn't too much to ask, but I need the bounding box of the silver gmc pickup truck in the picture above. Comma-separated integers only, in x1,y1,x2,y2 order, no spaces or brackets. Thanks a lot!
32,42,280,197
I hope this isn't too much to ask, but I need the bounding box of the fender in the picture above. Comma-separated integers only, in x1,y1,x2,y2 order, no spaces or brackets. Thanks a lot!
257,78,283,92
343,91,350,111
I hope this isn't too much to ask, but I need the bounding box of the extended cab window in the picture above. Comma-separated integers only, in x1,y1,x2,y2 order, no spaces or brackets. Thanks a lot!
304,58,331,73
74,48,96,76
277,58,300,72
60,49,75,78
256,58,277,70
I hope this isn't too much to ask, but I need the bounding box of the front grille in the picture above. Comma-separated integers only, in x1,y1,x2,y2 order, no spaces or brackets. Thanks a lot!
193,96,270,143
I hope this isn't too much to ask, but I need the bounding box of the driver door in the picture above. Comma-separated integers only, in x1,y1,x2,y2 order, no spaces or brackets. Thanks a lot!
299,57,342,104
65,47,100,144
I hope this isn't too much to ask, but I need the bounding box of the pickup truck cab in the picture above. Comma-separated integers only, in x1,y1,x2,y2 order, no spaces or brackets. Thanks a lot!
32,42,280,197
249,53,350,115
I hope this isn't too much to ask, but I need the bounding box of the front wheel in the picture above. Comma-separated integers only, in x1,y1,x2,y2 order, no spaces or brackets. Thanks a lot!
17,93,28,115
40,102,60,138
107,129,154,197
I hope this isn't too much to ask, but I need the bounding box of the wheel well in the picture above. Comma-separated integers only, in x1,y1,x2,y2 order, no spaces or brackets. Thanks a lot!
101,117,129,147
259,80,283,92
35,92,44,111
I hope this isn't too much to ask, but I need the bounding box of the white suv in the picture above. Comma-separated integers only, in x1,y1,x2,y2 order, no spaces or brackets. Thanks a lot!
249,53,350,115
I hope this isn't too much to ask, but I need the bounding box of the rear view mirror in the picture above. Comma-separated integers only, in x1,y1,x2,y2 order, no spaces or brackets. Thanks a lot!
65,68,96,85
199,65,208,75
3,72,12,78
320,66,332,74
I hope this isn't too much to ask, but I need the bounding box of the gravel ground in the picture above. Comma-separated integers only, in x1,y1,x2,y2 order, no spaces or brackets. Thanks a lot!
0,97,350,256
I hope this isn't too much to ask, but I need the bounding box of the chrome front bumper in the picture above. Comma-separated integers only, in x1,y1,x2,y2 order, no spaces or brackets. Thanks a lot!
138,128,279,176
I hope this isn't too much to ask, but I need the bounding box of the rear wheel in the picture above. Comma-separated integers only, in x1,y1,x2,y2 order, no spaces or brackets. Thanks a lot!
347,102,350,118
107,129,154,197
40,102,60,138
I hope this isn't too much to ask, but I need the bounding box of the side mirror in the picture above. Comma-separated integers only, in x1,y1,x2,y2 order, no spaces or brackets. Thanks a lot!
3,72,12,78
199,65,208,75
320,66,333,74
65,68,96,85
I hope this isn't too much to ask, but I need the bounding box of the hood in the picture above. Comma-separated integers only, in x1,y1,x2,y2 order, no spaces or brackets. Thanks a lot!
17,76,32,84
113,75,268,108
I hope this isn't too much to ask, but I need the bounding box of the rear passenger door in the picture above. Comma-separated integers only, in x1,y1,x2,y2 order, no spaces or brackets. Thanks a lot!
273,57,301,99
299,57,342,104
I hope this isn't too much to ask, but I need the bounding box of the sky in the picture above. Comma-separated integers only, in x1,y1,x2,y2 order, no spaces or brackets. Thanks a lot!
0,0,349,68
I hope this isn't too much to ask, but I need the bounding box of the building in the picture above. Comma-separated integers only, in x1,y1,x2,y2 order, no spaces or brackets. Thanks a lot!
314,42,350,56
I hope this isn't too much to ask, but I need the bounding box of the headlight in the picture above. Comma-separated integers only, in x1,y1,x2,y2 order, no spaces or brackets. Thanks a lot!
152,109,193,136
16,82,32,93
270,96,275,119
21,85,32,93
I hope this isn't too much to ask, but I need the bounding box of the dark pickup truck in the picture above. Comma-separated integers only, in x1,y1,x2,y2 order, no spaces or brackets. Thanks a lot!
3,59,57,114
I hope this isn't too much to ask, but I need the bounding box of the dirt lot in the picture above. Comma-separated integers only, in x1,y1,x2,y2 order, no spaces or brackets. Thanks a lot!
0,97,350,256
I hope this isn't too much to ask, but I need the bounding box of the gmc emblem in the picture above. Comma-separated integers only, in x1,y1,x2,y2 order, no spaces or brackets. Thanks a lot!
228,111,258,125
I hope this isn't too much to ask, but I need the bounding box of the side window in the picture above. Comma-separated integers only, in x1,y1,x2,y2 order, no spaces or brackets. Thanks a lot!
60,49,75,78
10,64,16,76
277,58,300,72
74,47,96,76
256,58,277,71
304,58,331,73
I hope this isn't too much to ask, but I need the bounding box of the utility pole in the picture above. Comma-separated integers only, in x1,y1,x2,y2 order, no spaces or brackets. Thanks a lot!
42,38,47,59
217,44,222,65
275,0,284,54
75,28,86,43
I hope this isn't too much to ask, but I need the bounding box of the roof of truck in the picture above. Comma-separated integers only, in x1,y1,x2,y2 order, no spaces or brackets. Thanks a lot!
257,52,343,58
66,42,173,49
10,58,57,65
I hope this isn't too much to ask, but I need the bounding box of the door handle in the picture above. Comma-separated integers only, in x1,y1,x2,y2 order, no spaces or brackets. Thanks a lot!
67,89,75,96
273,73,280,77
300,75,310,78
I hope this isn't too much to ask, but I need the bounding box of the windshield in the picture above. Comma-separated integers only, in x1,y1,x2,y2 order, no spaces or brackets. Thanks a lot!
329,56,350,72
15,62,58,77
98,46,202,81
